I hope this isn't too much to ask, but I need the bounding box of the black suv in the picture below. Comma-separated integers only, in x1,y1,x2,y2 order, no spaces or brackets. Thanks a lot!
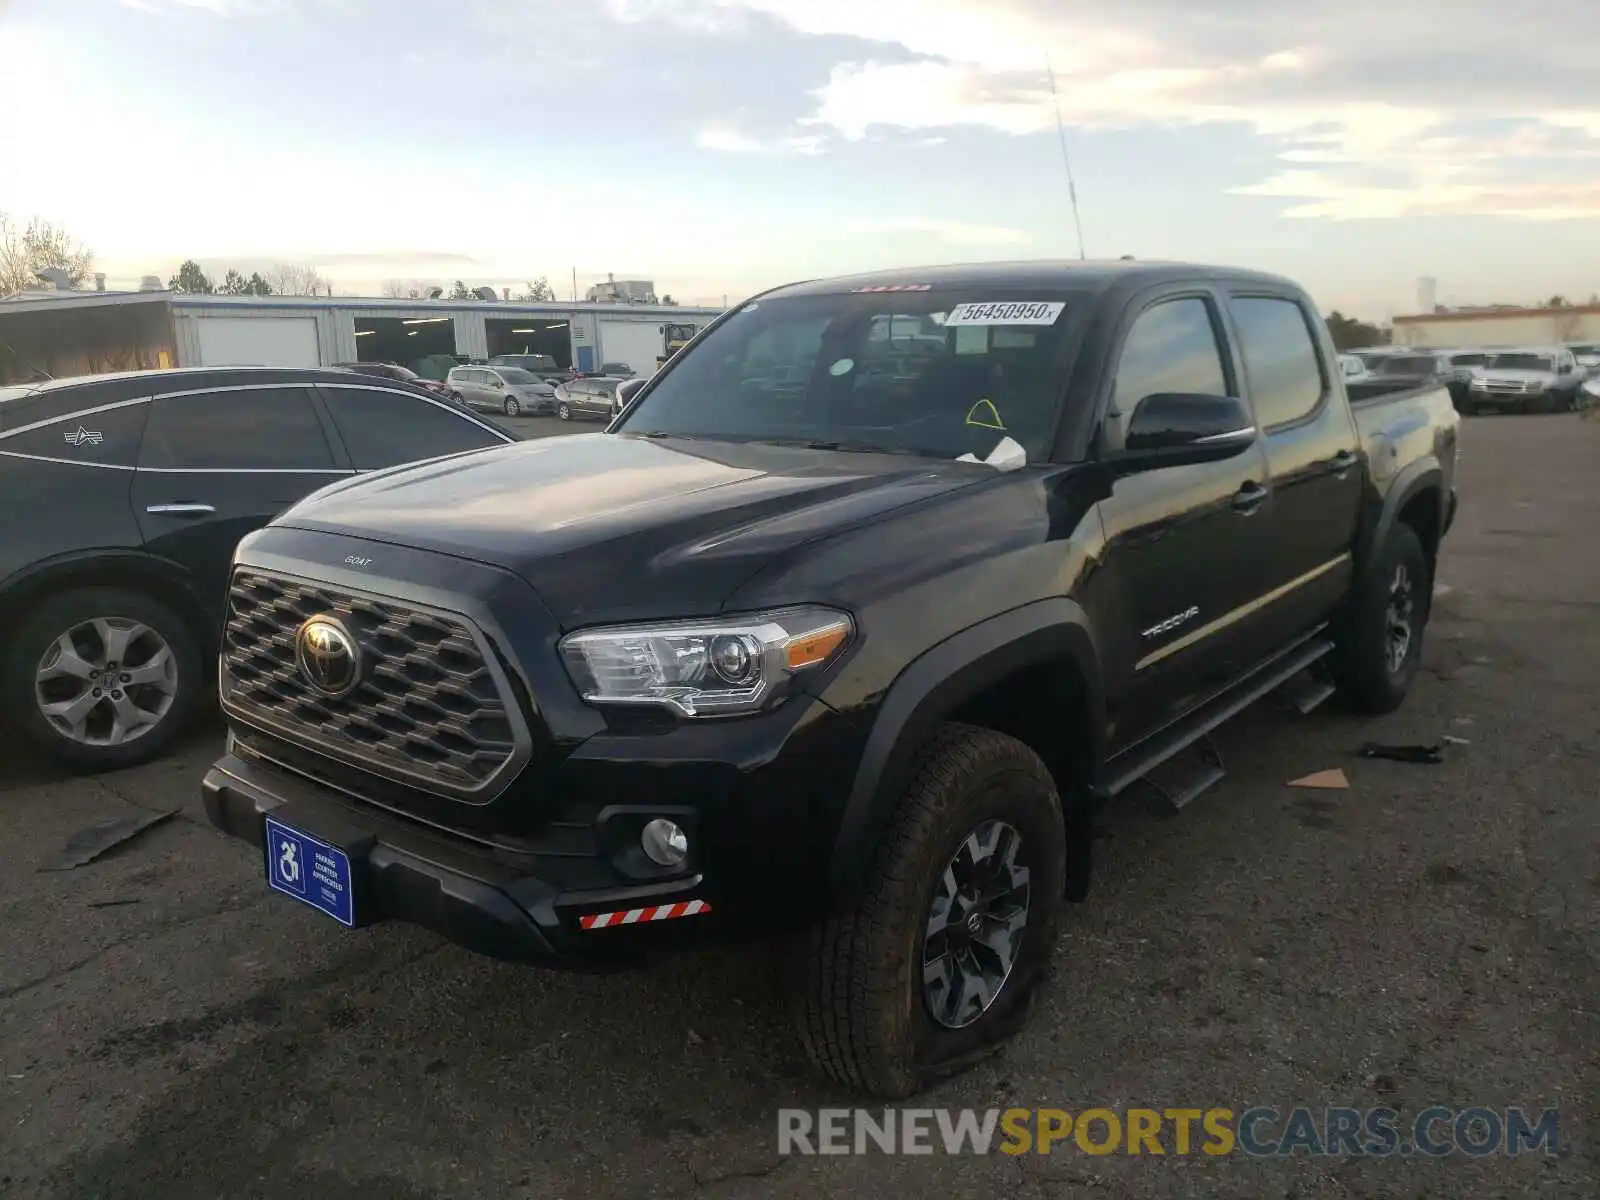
0,367,515,772
203,263,1458,1096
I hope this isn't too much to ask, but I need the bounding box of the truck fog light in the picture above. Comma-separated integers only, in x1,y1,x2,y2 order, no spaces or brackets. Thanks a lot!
641,818,689,867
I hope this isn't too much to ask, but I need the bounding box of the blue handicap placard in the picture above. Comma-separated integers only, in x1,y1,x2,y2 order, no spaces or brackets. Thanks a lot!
264,816,356,927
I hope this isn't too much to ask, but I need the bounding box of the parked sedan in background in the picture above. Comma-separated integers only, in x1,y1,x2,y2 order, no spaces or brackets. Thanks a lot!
1466,347,1586,413
0,368,516,773
333,361,452,396
447,365,557,416
553,375,624,421
599,361,636,378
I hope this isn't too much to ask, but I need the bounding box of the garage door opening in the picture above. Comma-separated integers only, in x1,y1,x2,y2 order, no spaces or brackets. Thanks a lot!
354,316,459,379
486,318,570,368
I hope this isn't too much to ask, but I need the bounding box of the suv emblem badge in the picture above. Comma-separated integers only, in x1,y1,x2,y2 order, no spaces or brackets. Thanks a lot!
295,615,361,698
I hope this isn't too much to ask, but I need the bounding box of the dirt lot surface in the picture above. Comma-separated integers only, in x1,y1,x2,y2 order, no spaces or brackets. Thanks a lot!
2,414,1596,1199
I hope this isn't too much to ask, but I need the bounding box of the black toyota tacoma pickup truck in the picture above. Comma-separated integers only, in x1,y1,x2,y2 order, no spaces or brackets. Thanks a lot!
204,261,1459,1097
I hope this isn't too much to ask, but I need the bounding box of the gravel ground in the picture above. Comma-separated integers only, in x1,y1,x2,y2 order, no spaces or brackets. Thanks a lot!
1,413,1596,1199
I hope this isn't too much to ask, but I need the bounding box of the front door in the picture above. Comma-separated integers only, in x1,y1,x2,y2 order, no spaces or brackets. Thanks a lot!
131,384,350,625
1090,291,1277,747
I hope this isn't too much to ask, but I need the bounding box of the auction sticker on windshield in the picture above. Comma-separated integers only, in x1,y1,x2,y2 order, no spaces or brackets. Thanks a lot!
944,301,1065,326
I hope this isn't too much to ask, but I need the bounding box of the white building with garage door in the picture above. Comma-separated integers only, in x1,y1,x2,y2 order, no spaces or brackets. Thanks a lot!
168,294,724,378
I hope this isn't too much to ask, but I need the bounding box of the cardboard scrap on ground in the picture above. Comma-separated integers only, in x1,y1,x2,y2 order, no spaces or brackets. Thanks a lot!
1288,768,1350,790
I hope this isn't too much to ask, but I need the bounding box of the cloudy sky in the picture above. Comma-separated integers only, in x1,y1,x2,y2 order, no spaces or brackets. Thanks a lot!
3,0,1598,314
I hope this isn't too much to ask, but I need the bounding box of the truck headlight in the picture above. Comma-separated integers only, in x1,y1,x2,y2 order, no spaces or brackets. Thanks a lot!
1469,379,1486,390
559,606,853,717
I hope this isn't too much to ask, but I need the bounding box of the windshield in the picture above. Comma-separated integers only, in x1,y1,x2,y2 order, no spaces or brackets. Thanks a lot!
1376,356,1437,375
1490,353,1553,371
497,367,540,384
616,291,1079,462
1355,351,1393,367
1450,353,1488,366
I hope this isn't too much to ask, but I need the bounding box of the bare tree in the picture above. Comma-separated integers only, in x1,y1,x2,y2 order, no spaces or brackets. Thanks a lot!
263,263,328,297
0,212,95,295
380,279,409,299
515,277,557,302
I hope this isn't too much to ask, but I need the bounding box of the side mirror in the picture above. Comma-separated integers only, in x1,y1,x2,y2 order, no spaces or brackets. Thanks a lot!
1109,393,1257,473
616,377,648,407
1558,363,1573,375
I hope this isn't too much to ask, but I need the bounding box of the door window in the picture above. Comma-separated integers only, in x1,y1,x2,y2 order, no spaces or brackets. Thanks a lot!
1230,297,1325,428
322,387,505,470
138,387,335,470
0,401,151,467
1111,298,1230,429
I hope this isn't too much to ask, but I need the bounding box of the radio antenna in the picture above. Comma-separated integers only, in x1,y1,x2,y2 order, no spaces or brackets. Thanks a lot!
1046,56,1086,260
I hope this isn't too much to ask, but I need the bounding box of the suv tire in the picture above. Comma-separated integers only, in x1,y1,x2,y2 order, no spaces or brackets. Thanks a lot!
2,586,204,773
503,396,521,417
793,723,1066,1098
1334,524,1430,714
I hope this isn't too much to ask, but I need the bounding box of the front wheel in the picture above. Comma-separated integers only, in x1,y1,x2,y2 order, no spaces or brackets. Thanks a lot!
793,724,1066,1098
2,586,204,772
503,396,521,417
557,402,571,421
1334,524,1430,714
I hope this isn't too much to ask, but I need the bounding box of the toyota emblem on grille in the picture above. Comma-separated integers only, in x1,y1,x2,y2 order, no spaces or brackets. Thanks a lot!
295,615,361,698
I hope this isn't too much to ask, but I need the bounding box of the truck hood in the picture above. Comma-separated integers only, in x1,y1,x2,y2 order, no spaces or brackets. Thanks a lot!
1476,369,1558,385
274,432,988,626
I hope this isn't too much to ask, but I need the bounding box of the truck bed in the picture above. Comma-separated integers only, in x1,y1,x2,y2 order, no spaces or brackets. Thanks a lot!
1346,379,1460,498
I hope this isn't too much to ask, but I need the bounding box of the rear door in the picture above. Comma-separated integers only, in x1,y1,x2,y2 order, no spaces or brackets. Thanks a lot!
131,384,350,622
317,383,513,470
1221,292,1362,651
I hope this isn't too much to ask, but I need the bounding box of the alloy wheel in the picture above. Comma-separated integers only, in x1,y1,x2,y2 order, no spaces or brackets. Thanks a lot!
921,819,1031,1030
34,617,179,746
1385,563,1415,675
504,397,521,417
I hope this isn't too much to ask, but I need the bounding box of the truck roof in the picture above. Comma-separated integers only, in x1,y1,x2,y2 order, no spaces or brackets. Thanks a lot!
766,259,1305,299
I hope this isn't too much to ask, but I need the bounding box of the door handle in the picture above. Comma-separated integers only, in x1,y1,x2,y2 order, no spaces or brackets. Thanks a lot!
1230,481,1268,514
1330,449,1358,475
146,503,216,517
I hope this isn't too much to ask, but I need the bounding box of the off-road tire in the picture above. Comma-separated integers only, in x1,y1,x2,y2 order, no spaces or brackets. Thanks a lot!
2,586,204,773
793,723,1067,1098
1334,524,1430,714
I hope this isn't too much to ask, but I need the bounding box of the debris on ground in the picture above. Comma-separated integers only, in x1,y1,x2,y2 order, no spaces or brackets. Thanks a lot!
1359,742,1444,764
39,808,179,872
1288,769,1350,789
86,898,143,908
1441,734,1471,746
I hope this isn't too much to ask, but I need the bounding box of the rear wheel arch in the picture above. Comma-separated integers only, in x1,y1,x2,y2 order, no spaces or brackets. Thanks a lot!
0,552,212,654
1359,460,1443,579
829,600,1106,904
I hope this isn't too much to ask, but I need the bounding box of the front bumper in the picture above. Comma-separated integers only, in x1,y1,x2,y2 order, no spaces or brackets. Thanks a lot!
204,752,718,967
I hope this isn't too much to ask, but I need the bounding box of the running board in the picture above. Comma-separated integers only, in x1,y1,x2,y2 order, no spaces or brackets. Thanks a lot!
1104,632,1336,800
1277,666,1338,715
1137,733,1226,814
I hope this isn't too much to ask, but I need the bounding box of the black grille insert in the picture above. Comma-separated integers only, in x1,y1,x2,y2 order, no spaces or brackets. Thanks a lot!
221,570,524,799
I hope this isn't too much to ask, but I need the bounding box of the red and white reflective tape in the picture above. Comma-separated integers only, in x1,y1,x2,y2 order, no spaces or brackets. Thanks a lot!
578,899,711,930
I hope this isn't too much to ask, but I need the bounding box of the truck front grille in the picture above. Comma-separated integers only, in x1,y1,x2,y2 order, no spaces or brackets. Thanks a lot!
220,570,526,801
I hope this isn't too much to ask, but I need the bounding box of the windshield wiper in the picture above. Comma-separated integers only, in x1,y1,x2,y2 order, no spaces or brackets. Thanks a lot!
753,437,919,455
633,430,694,440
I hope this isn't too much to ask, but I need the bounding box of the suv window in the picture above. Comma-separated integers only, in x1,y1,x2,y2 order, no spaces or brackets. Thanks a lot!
139,387,335,470
1111,299,1229,422
0,399,152,467
322,386,505,470
1230,297,1325,428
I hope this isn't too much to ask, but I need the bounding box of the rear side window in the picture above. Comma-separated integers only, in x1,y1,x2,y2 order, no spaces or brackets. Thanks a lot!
1230,297,1325,428
0,400,150,468
321,386,505,470
1111,298,1230,415
139,387,335,470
